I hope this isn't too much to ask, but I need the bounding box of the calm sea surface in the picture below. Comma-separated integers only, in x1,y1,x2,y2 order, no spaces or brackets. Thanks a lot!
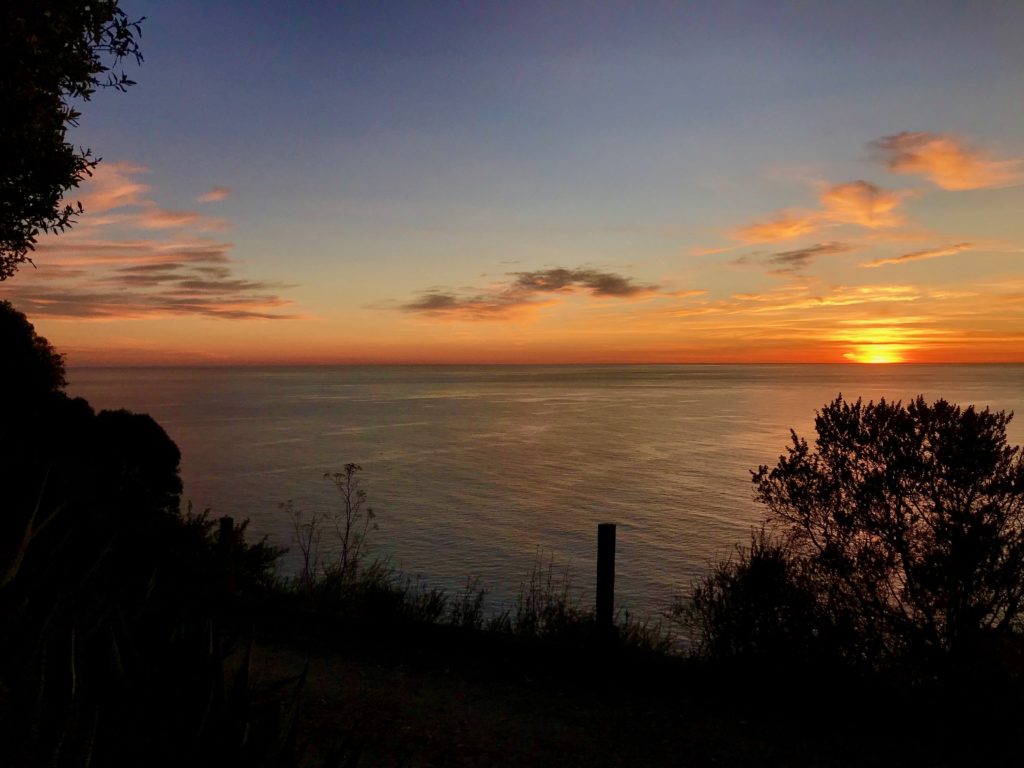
67,364,1024,618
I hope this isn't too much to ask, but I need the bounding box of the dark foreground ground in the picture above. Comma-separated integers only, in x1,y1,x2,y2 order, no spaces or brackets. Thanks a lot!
247,612,1024,768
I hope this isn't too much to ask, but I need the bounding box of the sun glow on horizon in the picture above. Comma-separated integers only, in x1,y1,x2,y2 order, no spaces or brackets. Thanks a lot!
843,344,909,364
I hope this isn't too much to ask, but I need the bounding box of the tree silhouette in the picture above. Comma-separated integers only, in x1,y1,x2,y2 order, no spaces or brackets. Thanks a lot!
688,395,1024,671
0,299,66,401
0,300,288,765
0,1,143,279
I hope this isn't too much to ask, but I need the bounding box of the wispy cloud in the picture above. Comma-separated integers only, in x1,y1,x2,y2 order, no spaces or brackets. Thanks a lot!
689,245,738,257
401,267,661,320
5,236,295,320
764,241,853,274
668,283,922,319
77,162,150,213
736,212,818,243
734,181,905,244
131,205,227,231
68,163,229,234
869,132,1023,190
664,289,708,298
8,286,293,321
741,284,921,312
198,186,232,203
861,242,973,269
32,237,234,267
2,164,296,321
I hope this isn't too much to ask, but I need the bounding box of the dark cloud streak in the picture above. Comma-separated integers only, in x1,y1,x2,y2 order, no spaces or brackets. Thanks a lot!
767,242,852,274
511,268,655,297
6,286,294,320
4,240,295,320
401,267,660,319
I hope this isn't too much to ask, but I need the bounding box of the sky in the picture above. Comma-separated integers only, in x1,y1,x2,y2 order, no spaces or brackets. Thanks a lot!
4,0,1024,365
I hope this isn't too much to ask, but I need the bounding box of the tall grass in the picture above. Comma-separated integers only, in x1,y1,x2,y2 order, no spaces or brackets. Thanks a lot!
279,465,674,654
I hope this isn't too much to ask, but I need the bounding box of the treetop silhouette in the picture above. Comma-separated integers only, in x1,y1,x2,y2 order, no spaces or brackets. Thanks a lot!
1,1,143,279
688,395,1024,671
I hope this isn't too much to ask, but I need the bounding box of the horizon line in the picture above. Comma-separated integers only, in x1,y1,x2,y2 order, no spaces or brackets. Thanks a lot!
66,360,1024,369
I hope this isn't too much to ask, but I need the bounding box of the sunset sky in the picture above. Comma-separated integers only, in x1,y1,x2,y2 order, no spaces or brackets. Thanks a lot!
4,1,1024,364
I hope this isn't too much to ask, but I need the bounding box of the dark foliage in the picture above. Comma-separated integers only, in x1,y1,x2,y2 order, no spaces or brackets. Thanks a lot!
686,395,1024,676
682,528,829,665
0,298,66,401
0,1,143,279
0,301,292,766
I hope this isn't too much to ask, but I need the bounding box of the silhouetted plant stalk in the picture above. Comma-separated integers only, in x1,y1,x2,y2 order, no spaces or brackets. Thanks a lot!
507,552,585,637
283,491,674,650
325,463,377,580
283,500,323,591
285,463,378,595
448,576,489,630
281,468,675,650
0,472,65,590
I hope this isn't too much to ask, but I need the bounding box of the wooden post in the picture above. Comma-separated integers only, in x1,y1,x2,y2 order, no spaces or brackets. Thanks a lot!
596,523,616,631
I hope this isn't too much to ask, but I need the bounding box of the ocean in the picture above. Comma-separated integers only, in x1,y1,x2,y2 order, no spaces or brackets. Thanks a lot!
67,364,1024,618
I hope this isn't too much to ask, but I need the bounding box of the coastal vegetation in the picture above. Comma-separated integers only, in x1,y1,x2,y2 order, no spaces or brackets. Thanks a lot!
682,395,1024,678
0,302,295,766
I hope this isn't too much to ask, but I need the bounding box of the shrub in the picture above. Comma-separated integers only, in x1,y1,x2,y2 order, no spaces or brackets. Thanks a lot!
0,301,294,766
687,395,1024,671
680,528,825,663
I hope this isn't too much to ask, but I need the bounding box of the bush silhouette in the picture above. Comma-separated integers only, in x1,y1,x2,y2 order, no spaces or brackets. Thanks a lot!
683,529,827,665
0,300,289,766
0,299,66,399
688,395,1024,672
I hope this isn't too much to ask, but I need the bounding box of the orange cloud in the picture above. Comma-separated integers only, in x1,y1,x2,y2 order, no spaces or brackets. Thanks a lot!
198,186,232,203
759,284,921,311
76,162,150,213
131,206,228,231
819,181,905,228
689,245,737,256
734,180,905,244
861,242,973,269
736,212,818,243
4,235,295,320
663,289,708,298
33,237,234,267
669,283,922,320
5,284,294,321
59,164,230,235
870,132,1023,190
135,207,203,229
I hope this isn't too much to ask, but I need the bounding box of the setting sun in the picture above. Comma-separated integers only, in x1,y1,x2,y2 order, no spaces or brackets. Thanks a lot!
843,344,908,364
